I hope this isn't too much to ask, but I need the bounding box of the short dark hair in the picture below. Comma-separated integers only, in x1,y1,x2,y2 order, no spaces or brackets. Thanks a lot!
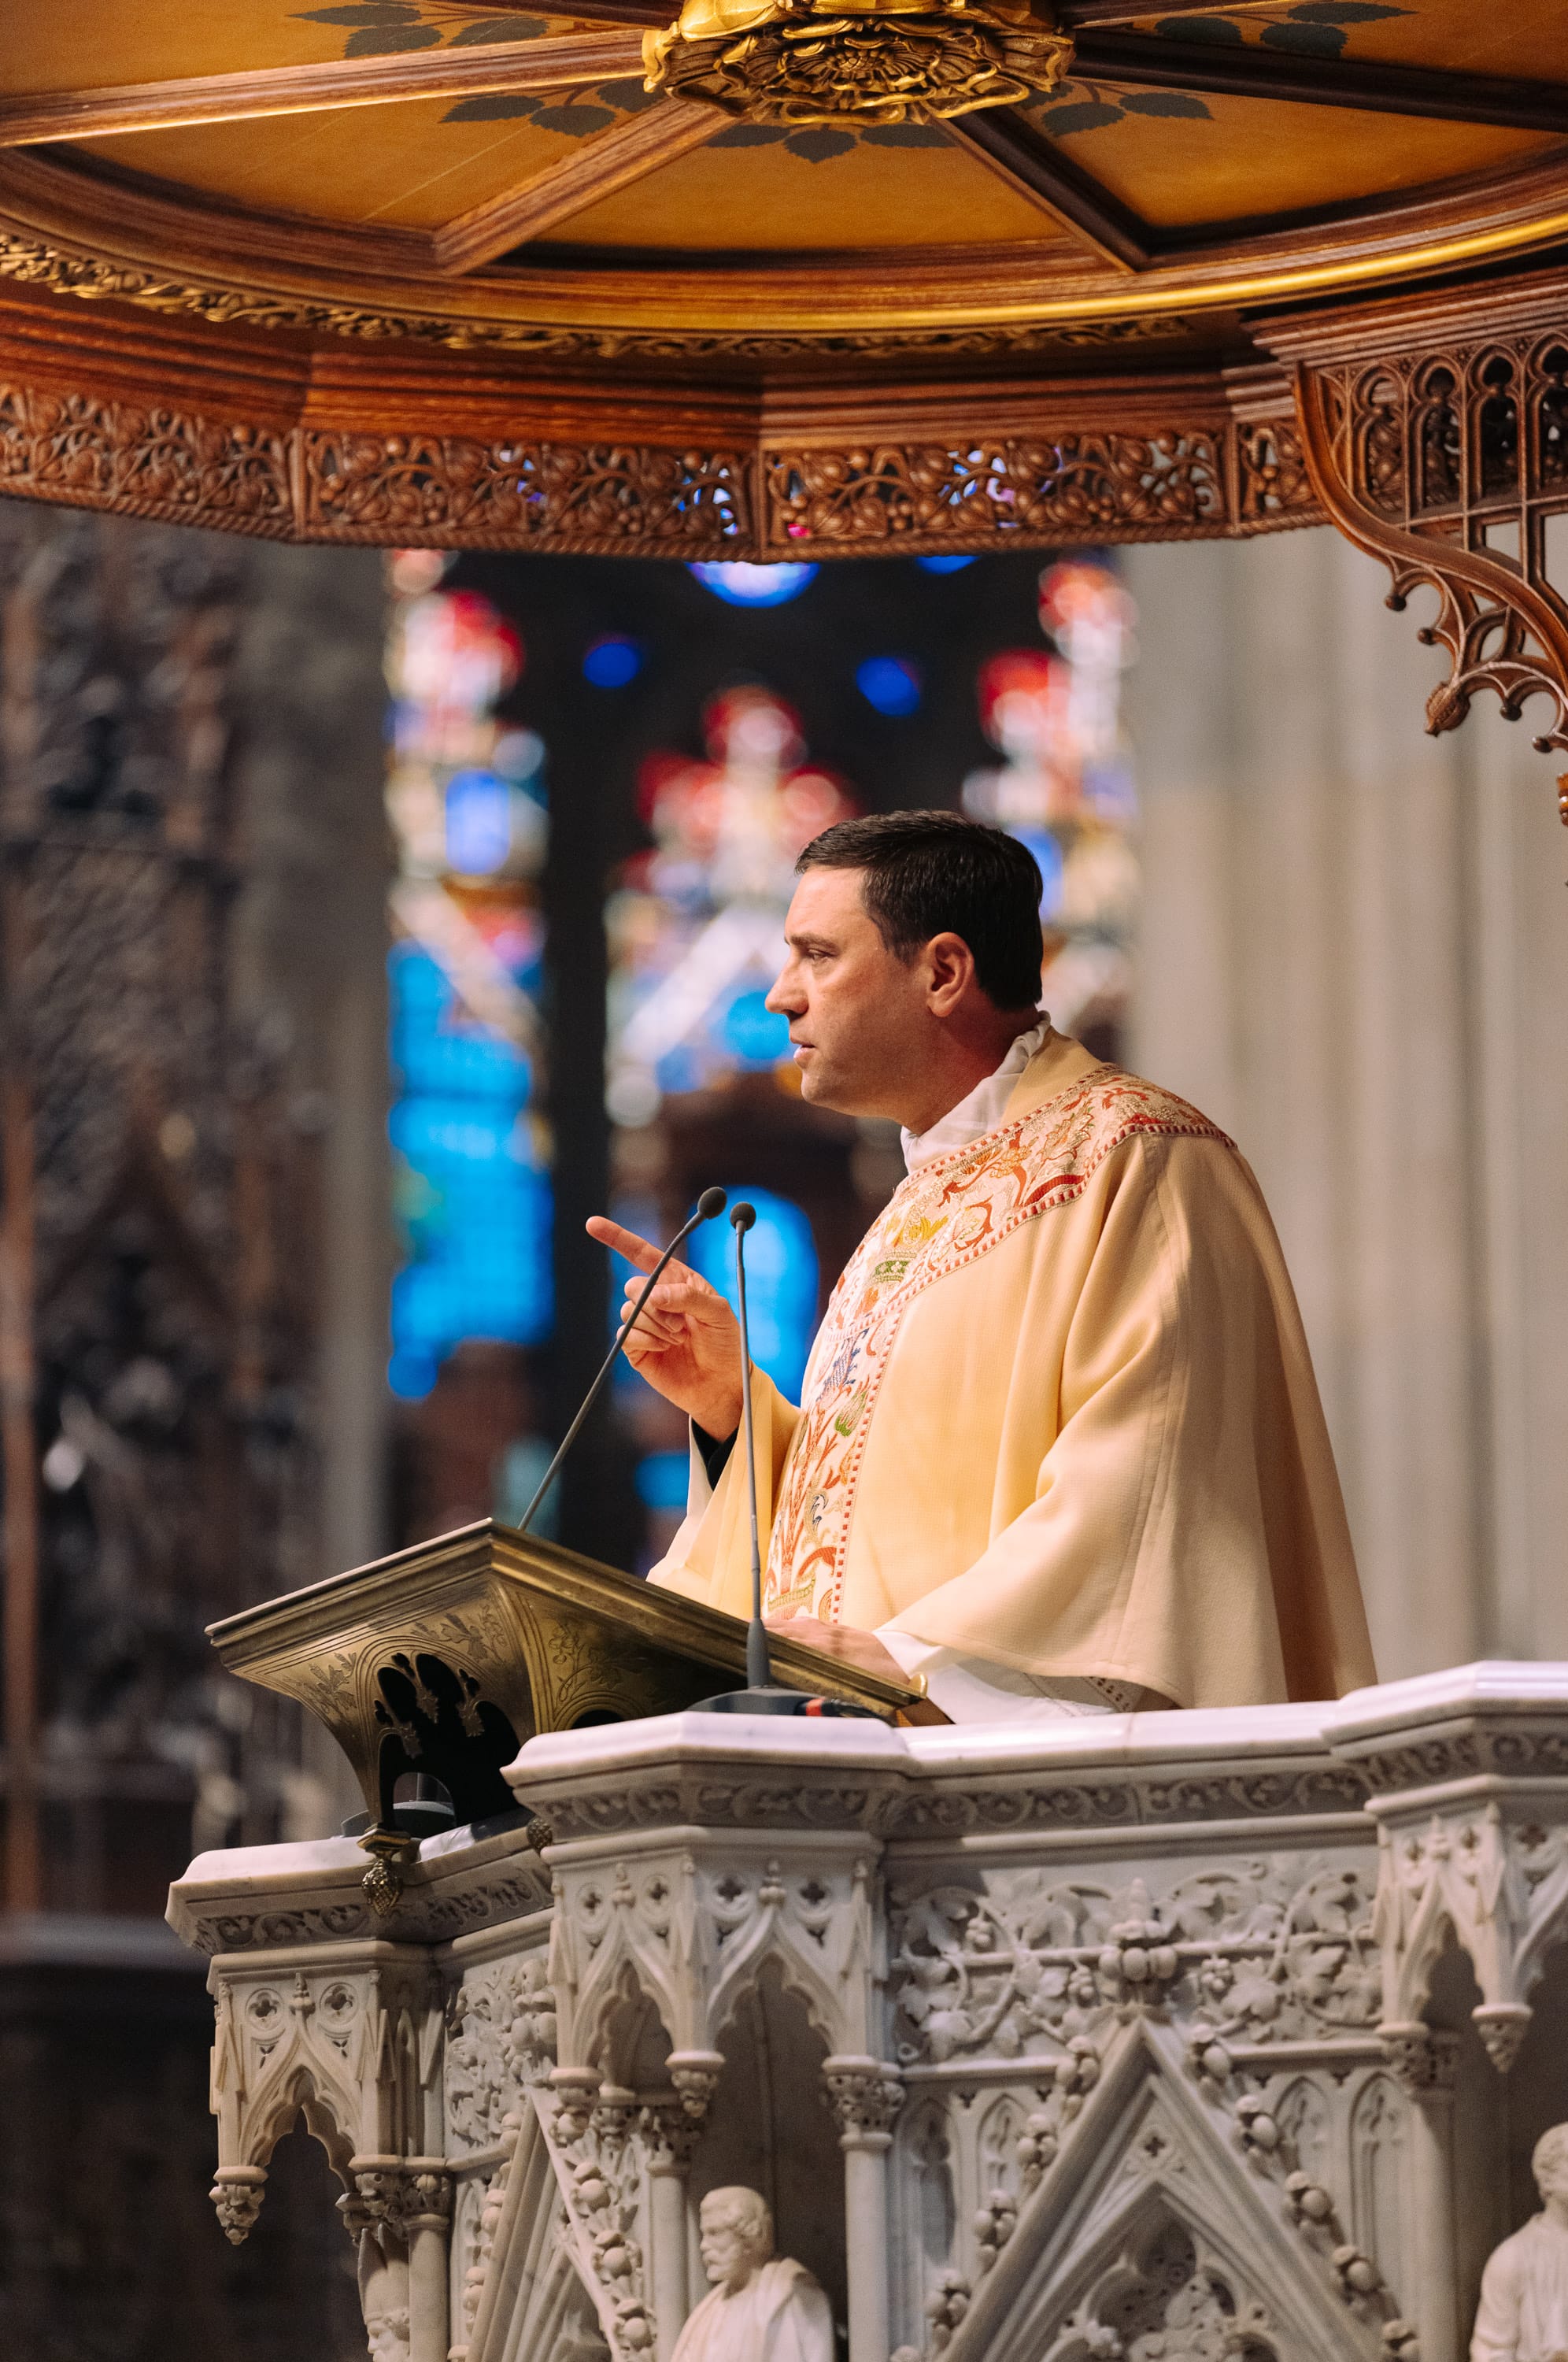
797,810,1044,1010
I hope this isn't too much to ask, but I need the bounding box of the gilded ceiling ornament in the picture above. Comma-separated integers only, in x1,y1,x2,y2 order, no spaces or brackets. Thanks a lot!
642,0,1072,128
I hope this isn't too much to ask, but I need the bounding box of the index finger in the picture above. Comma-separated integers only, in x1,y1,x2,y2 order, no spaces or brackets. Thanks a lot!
586,1213,663,1273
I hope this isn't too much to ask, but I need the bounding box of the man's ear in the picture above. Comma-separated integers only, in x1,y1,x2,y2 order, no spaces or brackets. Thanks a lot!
924,931,977,1015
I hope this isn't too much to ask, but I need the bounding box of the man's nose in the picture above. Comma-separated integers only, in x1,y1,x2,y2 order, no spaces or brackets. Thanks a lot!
765,964,803,1014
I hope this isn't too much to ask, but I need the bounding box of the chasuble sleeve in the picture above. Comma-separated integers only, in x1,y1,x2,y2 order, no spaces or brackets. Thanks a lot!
881,1134,1377,1710
647,1368,802,1620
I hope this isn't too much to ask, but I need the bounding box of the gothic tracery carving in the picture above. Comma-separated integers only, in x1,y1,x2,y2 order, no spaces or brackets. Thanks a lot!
548,1839,882,2071
182,1666,1568,2362
1292,328,1568,805
1045,2216,1281,2362
1370,1804,1568,2070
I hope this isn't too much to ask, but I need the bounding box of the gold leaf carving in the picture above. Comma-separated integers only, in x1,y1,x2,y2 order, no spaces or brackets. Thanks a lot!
645,0,1073,128
0,227,1196,361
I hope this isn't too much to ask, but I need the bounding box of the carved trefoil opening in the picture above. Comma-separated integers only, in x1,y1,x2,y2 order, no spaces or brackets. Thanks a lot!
1291,324,1568,800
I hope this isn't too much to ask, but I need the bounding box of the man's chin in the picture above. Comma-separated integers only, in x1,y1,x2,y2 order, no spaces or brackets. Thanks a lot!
801,1071,877,1119
797,1058,846,1110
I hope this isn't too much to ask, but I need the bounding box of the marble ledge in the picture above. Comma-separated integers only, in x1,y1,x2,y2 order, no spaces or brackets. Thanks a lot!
167,1808,553,1959
164,1661,1568,1959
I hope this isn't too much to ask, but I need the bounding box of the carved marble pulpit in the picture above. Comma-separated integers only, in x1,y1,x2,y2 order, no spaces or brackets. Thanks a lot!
168,1651,1568,2362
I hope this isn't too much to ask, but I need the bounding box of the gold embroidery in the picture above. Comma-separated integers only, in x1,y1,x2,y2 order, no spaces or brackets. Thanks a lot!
763,1070,1231,1621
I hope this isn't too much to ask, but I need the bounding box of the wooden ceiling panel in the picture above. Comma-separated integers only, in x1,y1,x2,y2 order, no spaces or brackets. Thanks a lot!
79,81,662,231
539,131,1076,251
1019,87,1559,231
1115,0,1568,86
0,2,599,98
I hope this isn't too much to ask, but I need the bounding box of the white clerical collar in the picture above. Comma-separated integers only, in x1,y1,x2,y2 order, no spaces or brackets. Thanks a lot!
900,1016,1051,1174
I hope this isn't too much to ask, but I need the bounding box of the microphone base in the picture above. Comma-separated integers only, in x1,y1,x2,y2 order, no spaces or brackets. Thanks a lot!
689,1686,881,1720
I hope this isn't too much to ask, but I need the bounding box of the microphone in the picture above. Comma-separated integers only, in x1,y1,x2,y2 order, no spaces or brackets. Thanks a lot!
690,1200,876,1720
730,1203,771,1693
516,1187,728,1538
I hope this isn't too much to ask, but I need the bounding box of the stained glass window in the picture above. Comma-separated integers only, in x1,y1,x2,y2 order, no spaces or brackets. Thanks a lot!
963,558,1139,1045
605,683,856,1130
684,1188,820,1401
384,559,553,1401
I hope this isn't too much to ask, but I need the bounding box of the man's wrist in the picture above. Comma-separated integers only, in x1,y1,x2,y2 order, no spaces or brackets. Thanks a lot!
690,1393,742,1443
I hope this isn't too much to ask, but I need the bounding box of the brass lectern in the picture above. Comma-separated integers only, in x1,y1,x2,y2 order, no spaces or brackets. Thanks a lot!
208,1519,920,1905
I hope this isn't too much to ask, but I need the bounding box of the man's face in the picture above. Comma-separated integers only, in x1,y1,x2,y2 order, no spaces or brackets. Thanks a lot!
699,2201,761,2289
765,867,931,1120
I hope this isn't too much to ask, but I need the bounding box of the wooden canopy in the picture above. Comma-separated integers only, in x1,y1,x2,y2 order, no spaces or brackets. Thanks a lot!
1,1,1567,770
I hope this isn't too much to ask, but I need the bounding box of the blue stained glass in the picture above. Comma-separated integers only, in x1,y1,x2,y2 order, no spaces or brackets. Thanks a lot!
1009,826,1066,920
916,554,977,574
689,561,819,608
654,1045,704,1096
684,1187,819,1402
856,655,923,716
720,989,791,1066
582,635,643,687
391,954,531,1099
445,770,514,875
635,1450,692,1511
387,942,552,1397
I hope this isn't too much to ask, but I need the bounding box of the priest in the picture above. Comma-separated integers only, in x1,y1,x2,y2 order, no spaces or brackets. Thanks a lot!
588,810,1375,1722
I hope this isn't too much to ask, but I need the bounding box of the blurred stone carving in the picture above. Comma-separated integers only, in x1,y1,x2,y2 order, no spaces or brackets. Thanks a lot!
672,2187,833,2362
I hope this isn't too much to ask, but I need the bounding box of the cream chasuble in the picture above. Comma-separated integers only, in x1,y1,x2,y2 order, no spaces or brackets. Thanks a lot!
649,1029,1376,1710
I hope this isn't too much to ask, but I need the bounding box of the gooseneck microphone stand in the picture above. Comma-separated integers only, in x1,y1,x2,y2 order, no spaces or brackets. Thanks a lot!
516,1186,728,1538
694,1201,875,1718
734,1201,771,1692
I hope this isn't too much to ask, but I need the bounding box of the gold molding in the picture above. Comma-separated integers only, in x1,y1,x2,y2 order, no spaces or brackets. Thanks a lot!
0,225,1196,357
4,135,1568,342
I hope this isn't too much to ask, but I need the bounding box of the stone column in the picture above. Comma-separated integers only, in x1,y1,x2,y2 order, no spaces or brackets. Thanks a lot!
667,2049,724,2323
1122,527,1568,1682
1382,2027,1460,2362
823,2057,903,2362
642,2092,706,2359
403,2165,453,2362
349,2159,452,2362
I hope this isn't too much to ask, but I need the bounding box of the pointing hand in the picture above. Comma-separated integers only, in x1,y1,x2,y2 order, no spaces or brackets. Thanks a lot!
586,1215,745,1442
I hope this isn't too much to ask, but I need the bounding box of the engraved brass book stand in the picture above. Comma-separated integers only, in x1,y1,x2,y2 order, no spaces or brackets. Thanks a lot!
208,1518,918,1909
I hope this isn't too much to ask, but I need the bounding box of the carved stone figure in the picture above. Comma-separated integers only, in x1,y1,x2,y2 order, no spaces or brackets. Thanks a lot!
358,2236,412,2362
671,2188,834,2362
1472,2125,1568,2362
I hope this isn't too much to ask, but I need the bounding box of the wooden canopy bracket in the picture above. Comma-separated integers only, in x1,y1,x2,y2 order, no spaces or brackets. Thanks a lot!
1269,286,1568,824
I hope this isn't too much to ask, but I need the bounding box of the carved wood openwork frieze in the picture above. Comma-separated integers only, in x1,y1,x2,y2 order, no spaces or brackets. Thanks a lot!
1272,288,1568,804
760,416,1317,551
0,381,292,531
0,368,1321,559
301,432,755,553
